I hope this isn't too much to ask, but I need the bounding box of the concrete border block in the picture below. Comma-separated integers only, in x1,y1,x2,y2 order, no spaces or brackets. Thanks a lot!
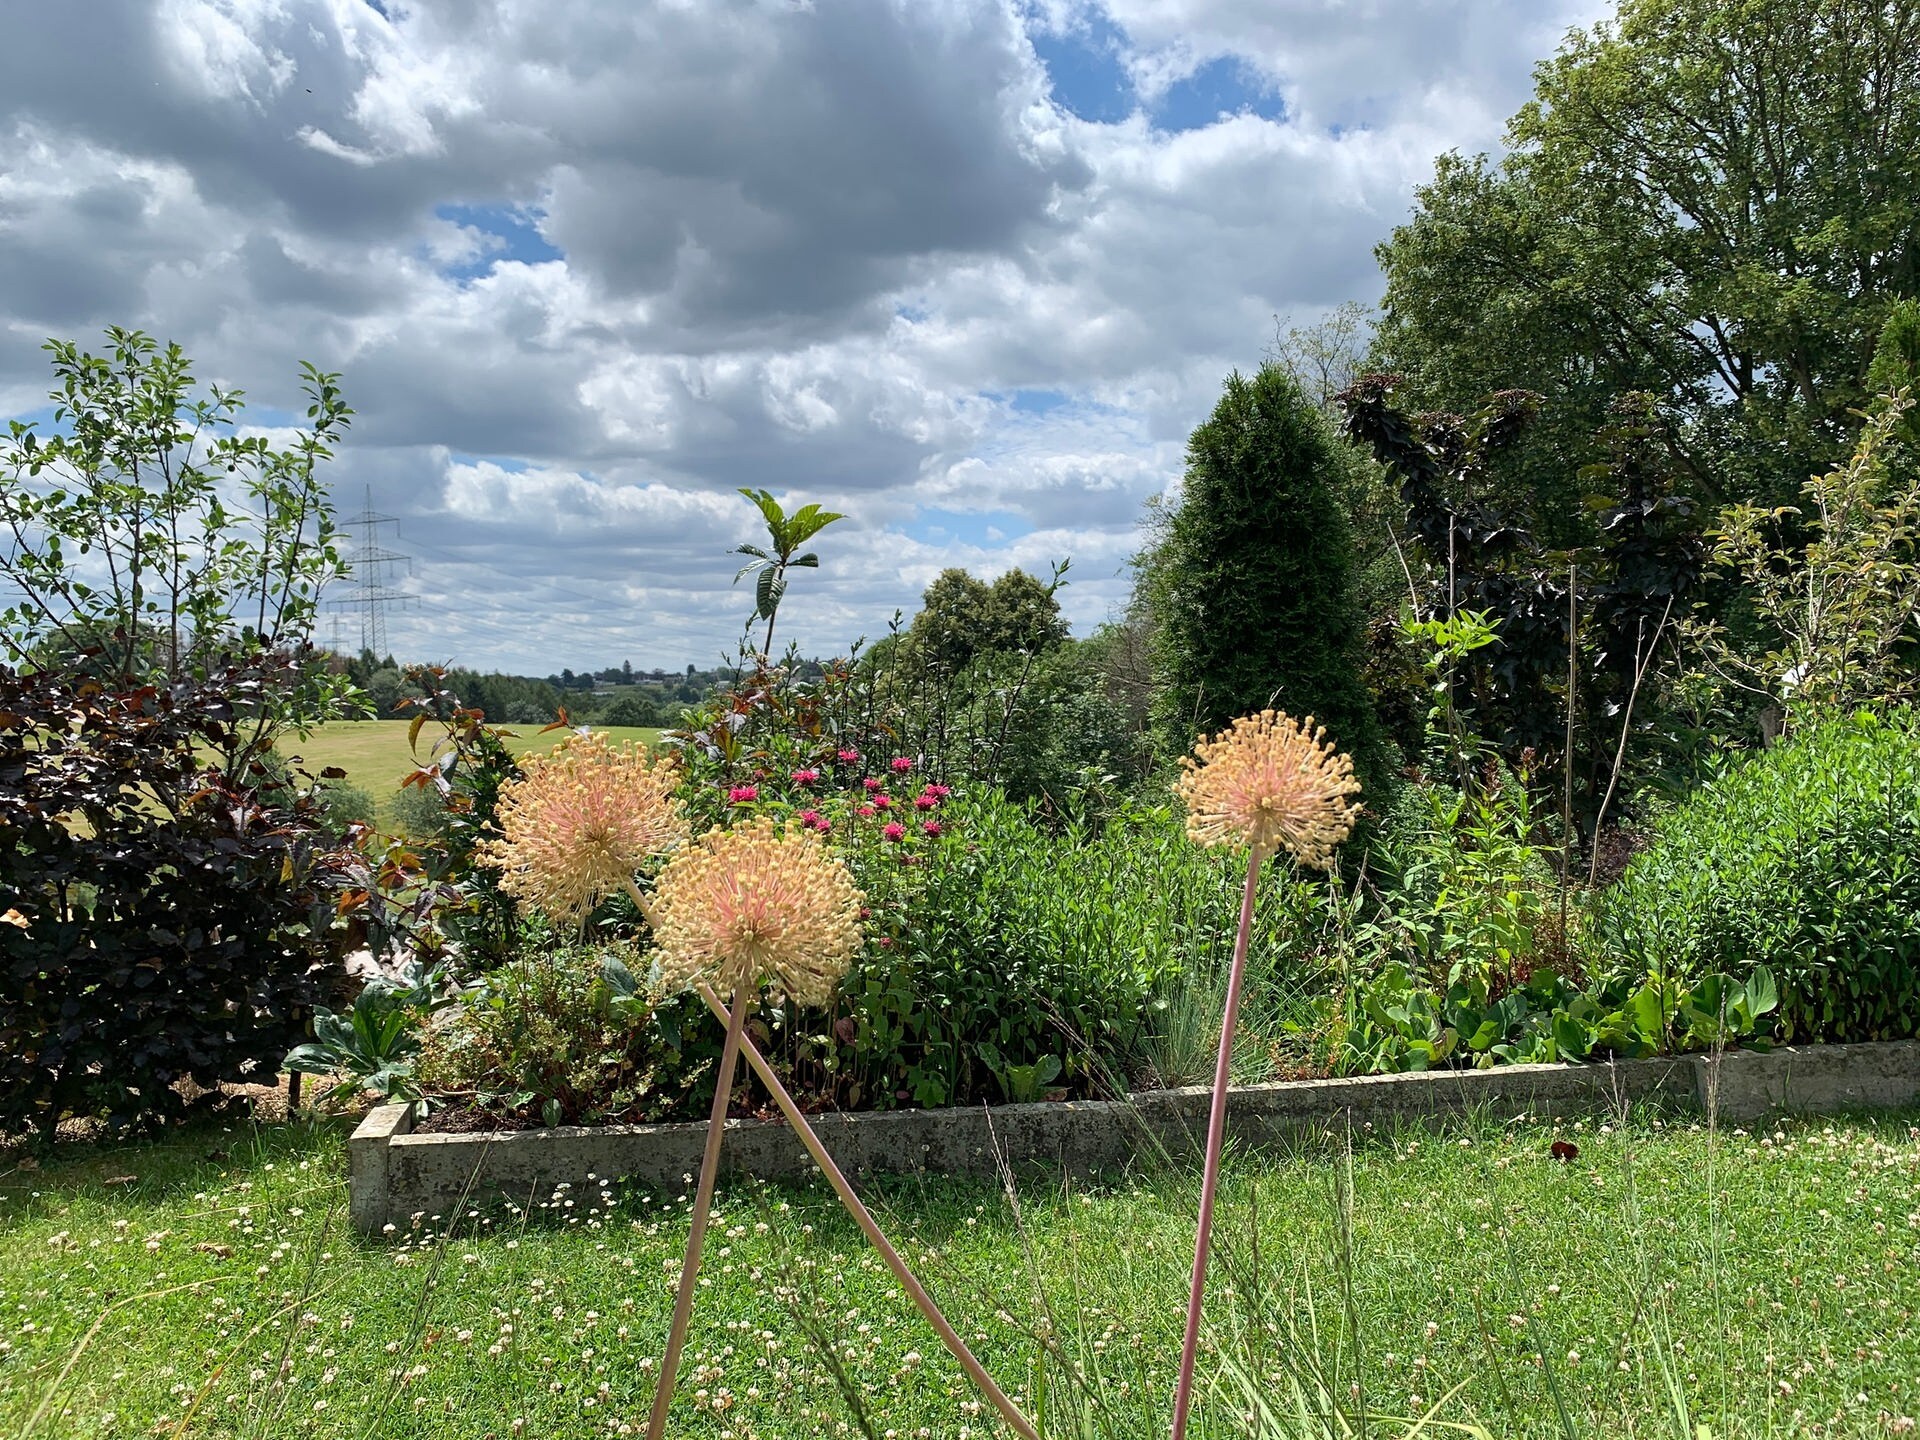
348,1102,414,1234
1692,1040,1920,1122
349,1052,1704,1235
349,1043,1920,1235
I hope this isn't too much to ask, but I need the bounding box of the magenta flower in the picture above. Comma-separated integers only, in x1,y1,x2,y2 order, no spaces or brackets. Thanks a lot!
881,821,906,842
863,777,884,793
798,808,830,832
872,794,893,810
923,784,952,799
791,768,821,786
890,756,914,773
857,803,878,818
914,794,938,811
837,748,861,764
728,785,759,805
922,820,943,838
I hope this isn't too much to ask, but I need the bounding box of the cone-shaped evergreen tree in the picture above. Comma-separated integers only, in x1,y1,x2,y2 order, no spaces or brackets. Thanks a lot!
1145,363,1389,791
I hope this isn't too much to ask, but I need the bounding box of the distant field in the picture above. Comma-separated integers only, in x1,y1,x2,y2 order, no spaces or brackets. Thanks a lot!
279,719,663,832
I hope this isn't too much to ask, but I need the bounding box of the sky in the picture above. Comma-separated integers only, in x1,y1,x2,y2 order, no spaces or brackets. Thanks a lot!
0,0,1610,675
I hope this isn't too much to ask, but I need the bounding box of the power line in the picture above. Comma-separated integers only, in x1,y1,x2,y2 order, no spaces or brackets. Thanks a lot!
327,486,416,658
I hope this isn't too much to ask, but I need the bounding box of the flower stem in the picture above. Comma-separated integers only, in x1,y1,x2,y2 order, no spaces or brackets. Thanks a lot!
1170,848,1263,1440
695,983,1039,1440
645,986,747,1440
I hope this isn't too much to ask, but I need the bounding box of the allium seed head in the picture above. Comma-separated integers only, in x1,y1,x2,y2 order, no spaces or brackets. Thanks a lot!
1174,710,1361,868
649,817,864,1007
478,732,689,923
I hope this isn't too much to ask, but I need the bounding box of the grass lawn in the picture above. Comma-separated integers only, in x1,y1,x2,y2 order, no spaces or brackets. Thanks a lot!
3,1104,1917,1438
279,721,663,831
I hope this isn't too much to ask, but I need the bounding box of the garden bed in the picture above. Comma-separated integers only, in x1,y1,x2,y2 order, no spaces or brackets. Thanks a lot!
349,1039,1920,1233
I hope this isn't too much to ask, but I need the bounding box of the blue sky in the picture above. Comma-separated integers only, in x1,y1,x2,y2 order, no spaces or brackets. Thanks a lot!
0,0,1609,672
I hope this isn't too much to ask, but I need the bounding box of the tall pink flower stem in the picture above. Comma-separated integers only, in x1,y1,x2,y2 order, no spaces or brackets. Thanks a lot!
695,983,1039,1440
646,988,747,1440
1170,849,1263,1440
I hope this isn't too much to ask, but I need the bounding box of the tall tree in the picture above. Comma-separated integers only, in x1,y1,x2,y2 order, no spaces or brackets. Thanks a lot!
1142,364,1388,787
906,566,1066,675
1374,0,1920,521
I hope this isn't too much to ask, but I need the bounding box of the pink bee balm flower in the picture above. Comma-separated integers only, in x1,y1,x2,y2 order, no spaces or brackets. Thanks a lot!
856,803,877,818
791,768,821,786
863,777,884,792
890,756,914,773
837,748,861,764
728,785,759,804
922,820,943,838
798,808,830,832
923,784,952,799
881,821,907,842
914,794,938,811
872,794,893,810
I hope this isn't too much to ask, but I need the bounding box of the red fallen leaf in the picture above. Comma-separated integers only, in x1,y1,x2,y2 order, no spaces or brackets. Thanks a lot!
833,1016,857,1046
1551,1140,1580,1162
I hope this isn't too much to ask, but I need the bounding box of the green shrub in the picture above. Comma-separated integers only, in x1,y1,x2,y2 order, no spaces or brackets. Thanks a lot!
417,948,720,1126
1594,708,1920,1042
829,788,1338,1107
315,779,378,833
601,693,662,728
389,777,451,838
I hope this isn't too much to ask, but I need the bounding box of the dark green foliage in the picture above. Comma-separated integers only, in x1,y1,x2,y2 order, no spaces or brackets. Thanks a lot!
988,639,1154,808
0,654,353,1139
1594,709,1920,1042
600,692,663,728
1869,299,1920,467
1145,364,1387,786
389,779,451,838
1373,0,1920,518
1340,376,1703,828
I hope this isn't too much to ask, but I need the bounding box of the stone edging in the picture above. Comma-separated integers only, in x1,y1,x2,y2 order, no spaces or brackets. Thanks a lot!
348,1040,1920,1234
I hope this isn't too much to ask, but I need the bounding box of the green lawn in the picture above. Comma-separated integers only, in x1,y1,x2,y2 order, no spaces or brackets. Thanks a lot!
280,721,663,832
3,1105,1916,1438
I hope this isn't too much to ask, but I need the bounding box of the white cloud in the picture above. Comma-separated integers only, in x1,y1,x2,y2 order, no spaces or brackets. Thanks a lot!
0,0,1608,672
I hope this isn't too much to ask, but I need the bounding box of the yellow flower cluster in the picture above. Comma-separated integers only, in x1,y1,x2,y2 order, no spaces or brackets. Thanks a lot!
478,732,689,924
1174,710,1362,868
649,817,864,1007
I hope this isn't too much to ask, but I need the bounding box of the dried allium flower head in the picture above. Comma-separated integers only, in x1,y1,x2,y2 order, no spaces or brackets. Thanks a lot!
650,817,864,1007
479,732,689,923
1174,710,1361,868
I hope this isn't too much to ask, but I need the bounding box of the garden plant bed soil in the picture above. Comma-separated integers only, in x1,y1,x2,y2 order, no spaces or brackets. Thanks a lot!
351,1039,1920,1233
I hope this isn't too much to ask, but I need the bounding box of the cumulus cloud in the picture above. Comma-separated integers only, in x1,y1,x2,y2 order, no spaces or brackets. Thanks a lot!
0,0,1609,671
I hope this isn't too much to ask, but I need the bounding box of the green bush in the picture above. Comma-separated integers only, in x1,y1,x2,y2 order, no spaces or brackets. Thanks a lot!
315,779,378,834
389,778,451,839
1594,709,1920,1042
829,788,1338,1107
417,948,719,1126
